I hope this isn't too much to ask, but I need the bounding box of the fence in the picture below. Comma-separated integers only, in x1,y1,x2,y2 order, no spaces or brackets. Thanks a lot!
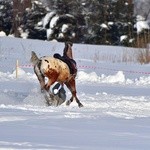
15,60,150,78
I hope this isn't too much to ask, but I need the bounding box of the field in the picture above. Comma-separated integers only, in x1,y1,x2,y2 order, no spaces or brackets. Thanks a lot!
0,37,150,150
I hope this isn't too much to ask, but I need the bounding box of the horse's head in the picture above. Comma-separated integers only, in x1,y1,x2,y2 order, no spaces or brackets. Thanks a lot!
65,41,73,47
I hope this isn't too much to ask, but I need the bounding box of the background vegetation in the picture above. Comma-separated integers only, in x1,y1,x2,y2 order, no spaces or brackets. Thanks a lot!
0,0,150,48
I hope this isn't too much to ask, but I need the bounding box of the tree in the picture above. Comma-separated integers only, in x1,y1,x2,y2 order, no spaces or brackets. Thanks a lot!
1,0,149,47
22,0,47,39
11,0,32,37
134,0,150,47
43,0,86,43
0,0,13,35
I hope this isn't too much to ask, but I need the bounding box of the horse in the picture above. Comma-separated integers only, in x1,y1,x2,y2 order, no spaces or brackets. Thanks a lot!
30,51,83,108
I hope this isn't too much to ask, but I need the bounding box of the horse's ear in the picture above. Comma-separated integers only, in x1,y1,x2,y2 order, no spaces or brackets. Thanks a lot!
68,41,73,46
65,41,73,47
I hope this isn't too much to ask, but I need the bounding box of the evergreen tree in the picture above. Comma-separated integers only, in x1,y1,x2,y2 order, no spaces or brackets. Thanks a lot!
0,0,13,35
0,0,149,47
22,0,47,39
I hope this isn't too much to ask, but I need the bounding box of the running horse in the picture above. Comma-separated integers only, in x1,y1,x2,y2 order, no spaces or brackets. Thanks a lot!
30,43,83,108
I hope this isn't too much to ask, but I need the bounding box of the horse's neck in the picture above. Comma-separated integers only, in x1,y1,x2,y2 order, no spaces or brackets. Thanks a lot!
67,48,73,59
64,45,73,59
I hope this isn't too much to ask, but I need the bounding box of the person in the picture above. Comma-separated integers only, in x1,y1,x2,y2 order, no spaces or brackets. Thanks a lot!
52,82,66,106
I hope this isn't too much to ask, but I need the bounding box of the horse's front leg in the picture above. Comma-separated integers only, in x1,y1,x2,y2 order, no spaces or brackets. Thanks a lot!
66,92,83,108
72,91,83,108
75,96,83,108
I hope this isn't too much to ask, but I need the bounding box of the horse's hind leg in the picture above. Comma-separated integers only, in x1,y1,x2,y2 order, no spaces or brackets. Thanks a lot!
34,65,45,92
65,79,83,108
66,95,73,106
34,65,53,106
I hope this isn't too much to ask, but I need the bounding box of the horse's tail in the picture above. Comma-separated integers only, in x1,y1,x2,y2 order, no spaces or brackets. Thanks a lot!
30,51,40,65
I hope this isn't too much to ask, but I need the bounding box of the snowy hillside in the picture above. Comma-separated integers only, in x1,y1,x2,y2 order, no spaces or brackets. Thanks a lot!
0,37,150,149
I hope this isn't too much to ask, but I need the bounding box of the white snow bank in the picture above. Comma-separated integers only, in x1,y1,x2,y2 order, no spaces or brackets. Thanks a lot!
77,71,150,85
77,71,125,84
0,69,150,86
0,31,6,36
0,68,36,81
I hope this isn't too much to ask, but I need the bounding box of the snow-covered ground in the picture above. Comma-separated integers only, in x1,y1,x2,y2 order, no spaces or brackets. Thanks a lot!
0,37,150,150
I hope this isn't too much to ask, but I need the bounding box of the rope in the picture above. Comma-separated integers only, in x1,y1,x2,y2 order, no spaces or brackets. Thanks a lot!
13,63,150,75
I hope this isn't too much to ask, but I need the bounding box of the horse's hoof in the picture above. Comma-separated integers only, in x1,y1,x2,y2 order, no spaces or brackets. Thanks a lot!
78,103,83,108
66,100,71,106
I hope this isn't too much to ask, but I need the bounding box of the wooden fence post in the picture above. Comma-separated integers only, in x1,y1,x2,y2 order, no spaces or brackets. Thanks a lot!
16,60,19,78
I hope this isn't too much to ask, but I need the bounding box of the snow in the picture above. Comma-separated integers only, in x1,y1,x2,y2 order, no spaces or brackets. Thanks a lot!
135,15,150,33
43,12,56,28
58,33,64,38
100,23,108,29
135,21,150,33
0,37,150,149
120,35,128,42
46,28,54,39
43,12,60,40
61,24,68,33
34,0,42,5
108,22,114,26
18,28,29,39
0,31,6,36
50,15,59,28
